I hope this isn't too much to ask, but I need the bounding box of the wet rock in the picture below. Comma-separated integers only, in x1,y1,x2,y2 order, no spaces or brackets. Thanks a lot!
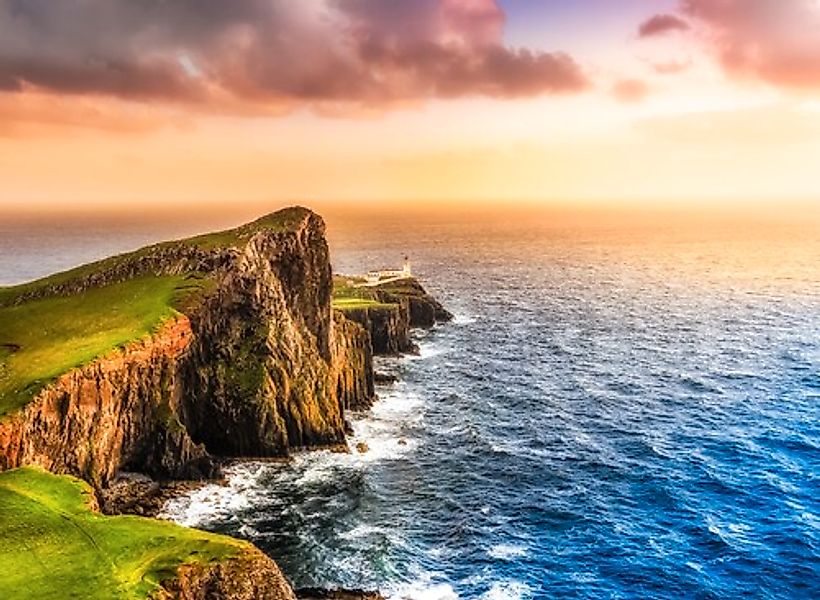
355,442,369,454
374,372,398,384
296,589,385,600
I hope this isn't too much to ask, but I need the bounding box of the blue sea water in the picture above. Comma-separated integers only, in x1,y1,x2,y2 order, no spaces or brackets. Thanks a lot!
3,207,818,599
163,210,820,599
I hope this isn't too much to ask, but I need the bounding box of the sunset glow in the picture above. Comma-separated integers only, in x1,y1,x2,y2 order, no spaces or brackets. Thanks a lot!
2,0,820,210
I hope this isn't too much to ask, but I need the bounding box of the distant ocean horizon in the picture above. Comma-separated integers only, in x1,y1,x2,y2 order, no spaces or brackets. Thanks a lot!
2,205,819,599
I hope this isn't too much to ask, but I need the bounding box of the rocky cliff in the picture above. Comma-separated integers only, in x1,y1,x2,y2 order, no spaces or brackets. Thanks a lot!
373,279,453,328
156,547,297,600
336,278,453,355
340,304,415,355
0,208,374,487
0,207,446,600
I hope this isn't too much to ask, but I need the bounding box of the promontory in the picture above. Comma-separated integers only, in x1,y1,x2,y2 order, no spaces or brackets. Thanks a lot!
0,207,450,599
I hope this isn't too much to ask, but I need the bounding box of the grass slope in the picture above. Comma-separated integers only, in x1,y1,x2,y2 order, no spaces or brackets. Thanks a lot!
0,207,310,419
0,468,242,600
0,275,207,418
331,276,397,312
0,207,310,308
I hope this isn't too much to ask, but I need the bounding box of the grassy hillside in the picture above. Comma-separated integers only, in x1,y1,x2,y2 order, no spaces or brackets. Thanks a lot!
0,207,311,419
0,274,208,419
0,207,310,308
0,468,243,600
331,276,397,312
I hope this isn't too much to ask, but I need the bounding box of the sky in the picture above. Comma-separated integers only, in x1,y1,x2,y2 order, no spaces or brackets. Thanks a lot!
1,0,820,212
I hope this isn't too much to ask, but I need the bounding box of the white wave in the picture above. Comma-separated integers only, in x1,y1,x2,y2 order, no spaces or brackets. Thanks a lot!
480,581,532,600
159,462,270,527
162,369,427,538
406,341,447,360
425,545,452,560
487,438,550,460
339,523,390,541
387,573,459,600
487,544,528,560
452,314,476,325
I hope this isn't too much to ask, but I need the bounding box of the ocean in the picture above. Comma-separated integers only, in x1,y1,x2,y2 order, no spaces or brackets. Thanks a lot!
2,205,819,599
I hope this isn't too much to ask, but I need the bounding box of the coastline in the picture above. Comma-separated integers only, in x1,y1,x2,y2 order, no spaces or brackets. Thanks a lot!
0,208,451,599
124,314,448,598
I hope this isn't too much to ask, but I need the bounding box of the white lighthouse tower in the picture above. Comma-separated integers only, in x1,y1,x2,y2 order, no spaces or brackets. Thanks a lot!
402,256,412,277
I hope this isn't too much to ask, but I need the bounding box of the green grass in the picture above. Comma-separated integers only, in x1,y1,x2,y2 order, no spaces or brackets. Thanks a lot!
0,275,210,418
0,207,313,419
0,207,311,308
331,298,396,311
0,467,244,600
331,275,400,312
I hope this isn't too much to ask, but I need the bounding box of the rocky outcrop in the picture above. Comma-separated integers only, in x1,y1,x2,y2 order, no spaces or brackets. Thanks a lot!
373,279,453,328
338,277,452,356
155,547,296,600
340,304,416,355
0,208,375,486
0,207,450,600
176,218,347,457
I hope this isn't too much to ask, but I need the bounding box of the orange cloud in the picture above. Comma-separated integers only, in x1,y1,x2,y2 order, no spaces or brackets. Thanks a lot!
650,60,691,75
0,89,193,137
612,79,651,103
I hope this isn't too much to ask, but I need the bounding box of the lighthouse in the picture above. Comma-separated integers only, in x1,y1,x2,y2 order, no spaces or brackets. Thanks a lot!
402,256,412,277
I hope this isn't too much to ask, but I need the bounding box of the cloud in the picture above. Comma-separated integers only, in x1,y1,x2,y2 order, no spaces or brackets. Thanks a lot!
0,90,193,137
638,14,690,38
0,0,588,114
680,0,820,90
650,60,691,75
612,79,650,103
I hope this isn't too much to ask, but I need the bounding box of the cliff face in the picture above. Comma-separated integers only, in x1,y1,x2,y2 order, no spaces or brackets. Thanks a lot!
341,304,415,355
177,219,346,457
156,547,296,600
339,278,453,356
0,209,373,486
330,312,376,411
0,318,215,487
373,279,453,329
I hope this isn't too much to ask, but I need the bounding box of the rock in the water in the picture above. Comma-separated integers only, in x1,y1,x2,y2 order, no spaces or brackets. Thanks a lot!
297,589,385,600
355,442,370,454
374,372,398,384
